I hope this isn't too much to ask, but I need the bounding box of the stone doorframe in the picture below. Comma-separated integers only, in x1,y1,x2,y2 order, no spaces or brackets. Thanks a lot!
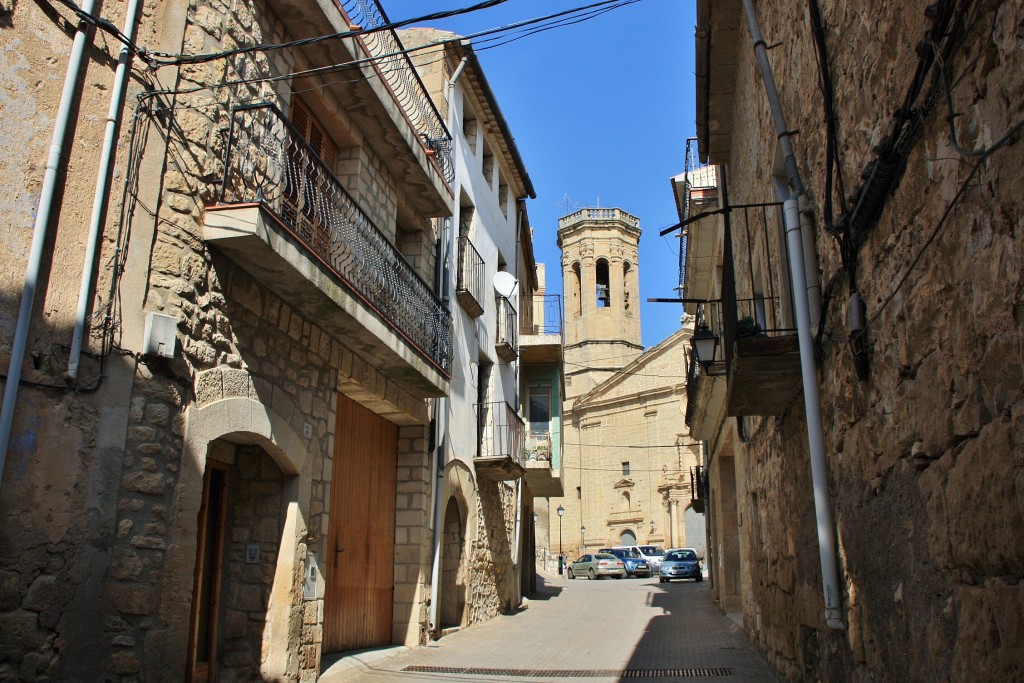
161,395,311,682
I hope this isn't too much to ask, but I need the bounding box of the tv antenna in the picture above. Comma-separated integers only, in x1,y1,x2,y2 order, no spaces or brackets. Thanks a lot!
557,193,580,216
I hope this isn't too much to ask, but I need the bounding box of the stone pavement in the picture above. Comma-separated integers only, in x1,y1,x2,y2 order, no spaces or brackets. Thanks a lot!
319,571,779,682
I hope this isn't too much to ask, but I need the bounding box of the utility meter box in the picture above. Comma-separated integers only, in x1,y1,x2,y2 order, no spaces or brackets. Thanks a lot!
143,312,178,358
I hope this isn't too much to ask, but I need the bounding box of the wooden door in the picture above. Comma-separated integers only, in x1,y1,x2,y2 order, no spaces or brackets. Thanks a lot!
323,393,398,652
187,461,229,683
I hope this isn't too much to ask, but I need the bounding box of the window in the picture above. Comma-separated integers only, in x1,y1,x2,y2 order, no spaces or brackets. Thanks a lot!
290,98,338,170
482,144,495,185
576,486,581,500
459,200,475,240
621,461,630,476
498,179,509,217
463,109,478,154
527,387,551,432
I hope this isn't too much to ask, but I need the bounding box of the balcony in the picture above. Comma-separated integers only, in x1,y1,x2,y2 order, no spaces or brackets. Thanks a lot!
340,0,453,183
268,0,451,210
204,103,452,398
607,509,645,525
495,297,518,362
456,235,485,318
474,401,525,481
719,199,802,415
522,428,561,496
723,297,800,416
518,294,562,365
524,430,551,461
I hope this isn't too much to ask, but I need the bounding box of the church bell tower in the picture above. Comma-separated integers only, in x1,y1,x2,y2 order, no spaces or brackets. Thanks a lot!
557,208,644,405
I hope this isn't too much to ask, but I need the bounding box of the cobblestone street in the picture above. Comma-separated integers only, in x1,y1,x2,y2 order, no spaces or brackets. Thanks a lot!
320,571,778,683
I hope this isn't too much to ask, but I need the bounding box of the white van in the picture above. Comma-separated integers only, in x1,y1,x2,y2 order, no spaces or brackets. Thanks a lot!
612,544,667,573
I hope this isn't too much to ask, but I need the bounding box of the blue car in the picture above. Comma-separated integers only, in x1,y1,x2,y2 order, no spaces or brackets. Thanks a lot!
659,548,703,583
600,548,651,578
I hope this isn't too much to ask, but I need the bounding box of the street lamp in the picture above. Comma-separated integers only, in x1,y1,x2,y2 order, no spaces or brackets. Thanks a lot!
581,525,587,554
691,323,719,369
557,505,565,575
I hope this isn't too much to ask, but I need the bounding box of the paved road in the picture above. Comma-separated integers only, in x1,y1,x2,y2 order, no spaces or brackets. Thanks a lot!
320,571,779,682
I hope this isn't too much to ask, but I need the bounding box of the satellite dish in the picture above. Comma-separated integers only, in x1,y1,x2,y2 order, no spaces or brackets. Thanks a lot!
493,271,518,298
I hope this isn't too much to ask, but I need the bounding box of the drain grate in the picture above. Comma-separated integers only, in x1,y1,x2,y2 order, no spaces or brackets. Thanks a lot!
401,665,733,677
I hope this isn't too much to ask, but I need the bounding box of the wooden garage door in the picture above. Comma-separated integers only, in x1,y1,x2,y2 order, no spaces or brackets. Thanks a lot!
324,392,398,652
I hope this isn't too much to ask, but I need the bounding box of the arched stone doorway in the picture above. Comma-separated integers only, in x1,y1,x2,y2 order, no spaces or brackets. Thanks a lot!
188,442,286,682
440,496,467,629
619,529,637,546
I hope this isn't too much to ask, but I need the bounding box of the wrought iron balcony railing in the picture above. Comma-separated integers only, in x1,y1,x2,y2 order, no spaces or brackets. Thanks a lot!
219,102,452,372
339,0,453,183
475,401,525,464
495,297,518,360
519,294,562,336
456,235,485,318
524,430,552,462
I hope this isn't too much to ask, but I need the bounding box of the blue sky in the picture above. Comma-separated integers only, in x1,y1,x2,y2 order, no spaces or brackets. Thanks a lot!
386,0,697,348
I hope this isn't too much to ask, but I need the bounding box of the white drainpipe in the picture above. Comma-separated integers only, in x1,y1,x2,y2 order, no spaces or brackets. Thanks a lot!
741,0,844,630
510,478,523,605
0,0,98,487
68,0,142,379
427,421,446,635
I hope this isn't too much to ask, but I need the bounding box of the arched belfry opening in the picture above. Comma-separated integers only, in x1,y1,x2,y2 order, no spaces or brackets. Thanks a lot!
596,259,611,307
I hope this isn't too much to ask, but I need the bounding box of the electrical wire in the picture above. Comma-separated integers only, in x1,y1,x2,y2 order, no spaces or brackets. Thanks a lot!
565,441,701,449
134,0,639,99
141,0,633,68
142,0,515,66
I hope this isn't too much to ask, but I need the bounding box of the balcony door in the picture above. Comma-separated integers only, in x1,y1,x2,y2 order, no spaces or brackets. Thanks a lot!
285,98,339,251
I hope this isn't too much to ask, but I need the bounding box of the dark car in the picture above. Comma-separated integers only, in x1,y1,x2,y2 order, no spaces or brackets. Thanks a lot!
659,548,703,583
599,547,651,578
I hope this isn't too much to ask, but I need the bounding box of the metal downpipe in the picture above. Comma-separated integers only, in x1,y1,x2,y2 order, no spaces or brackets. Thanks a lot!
68,0,142,379
741,0,844,630
0,0,98,488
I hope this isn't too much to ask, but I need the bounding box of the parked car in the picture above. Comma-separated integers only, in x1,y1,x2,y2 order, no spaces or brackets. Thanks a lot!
611,544,667,573
599,547,651,578
567,553,626,580
659,548,703,583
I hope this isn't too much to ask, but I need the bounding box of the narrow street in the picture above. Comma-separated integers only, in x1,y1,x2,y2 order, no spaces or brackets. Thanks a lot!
320,571,779,683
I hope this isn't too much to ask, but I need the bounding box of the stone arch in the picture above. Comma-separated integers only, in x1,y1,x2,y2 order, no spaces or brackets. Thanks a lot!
439,461,474,630
595,258,611,307
571,261,582,316
165,395,310,682
619,528,637,546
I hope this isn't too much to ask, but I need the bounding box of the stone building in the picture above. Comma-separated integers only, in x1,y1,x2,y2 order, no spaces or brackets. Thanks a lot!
550,208,703,560
685,0,1024,680
0,1,537,681
400,27,559,633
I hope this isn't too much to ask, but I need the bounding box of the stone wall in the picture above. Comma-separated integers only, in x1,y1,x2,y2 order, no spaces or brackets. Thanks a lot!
467,479,518,624
1,0,439,678
715,0,1024,680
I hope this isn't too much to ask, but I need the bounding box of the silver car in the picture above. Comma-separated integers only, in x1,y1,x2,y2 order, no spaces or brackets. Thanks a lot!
567,553,626,580
659,548,703,583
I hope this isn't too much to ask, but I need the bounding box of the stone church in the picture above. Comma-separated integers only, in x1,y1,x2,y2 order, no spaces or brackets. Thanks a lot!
543,208,704,563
